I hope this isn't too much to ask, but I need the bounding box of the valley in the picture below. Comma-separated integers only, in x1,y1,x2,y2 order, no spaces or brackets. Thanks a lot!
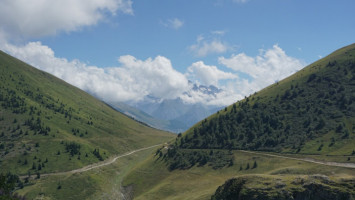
1,36,354,200
1,1,354,200
1,43,355,200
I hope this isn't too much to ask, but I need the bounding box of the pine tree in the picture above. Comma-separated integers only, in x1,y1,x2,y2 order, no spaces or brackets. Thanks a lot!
252,160,257,169
246,163,250,170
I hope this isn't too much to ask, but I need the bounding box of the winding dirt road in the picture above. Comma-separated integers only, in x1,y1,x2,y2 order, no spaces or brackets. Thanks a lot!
21,143,163,179
239,150,355,169
22,146,354,179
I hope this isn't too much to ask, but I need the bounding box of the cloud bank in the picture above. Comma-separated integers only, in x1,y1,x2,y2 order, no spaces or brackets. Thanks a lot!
2,41,304,106
0,0,133,39
3,42,188,102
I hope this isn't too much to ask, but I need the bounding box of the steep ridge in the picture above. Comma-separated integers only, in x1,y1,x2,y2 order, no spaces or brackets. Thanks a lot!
0,50,174,176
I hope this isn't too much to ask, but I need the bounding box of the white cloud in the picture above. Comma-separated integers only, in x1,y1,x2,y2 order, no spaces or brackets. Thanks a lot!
196,35,205,43
187,61,237,86
2,41,189,102
180,88,241,106
0,0,133,39
182,45,305,106
219,44,305,94
189,37,229,57
161,18,184,30
233,0,249,3
111,55,189,100
211,30,226,36
2,41,305,107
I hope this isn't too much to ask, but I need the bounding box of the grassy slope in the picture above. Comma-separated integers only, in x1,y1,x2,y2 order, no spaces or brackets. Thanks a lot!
0,50,175,198
17,145,160,200
122,44,355,199
123,150,355,200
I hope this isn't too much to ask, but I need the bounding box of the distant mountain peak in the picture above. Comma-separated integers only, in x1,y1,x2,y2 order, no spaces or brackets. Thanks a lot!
112,81,224,133
190,83,223,97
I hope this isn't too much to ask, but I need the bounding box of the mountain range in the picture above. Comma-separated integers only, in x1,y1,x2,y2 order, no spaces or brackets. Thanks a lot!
109,83,223,133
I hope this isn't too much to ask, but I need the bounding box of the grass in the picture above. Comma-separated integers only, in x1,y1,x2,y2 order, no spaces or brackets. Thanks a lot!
15,145,161,200
122,150,355,200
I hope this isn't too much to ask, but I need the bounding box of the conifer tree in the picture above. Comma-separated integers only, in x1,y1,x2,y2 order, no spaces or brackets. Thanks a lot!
253,160,257,169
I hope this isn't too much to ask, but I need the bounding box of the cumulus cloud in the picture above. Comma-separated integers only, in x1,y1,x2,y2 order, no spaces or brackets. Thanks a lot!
110,55,189,99
187,61,237,86
189,36,229,57
182,45,305,106
219,44,305,94
0,0,133,39
2,40,305,107
161,18,184,30
2,41,189,102
233,0,249,3
180,88,241,106
211,30,226,36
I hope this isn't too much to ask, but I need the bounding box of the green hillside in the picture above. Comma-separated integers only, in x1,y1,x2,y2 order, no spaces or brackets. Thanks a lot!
163,43,355,170
122,44,355,200
0,50,174,177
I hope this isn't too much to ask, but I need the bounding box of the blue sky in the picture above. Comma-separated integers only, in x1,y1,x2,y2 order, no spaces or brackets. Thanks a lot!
40,0,354,68
0,0,354,106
